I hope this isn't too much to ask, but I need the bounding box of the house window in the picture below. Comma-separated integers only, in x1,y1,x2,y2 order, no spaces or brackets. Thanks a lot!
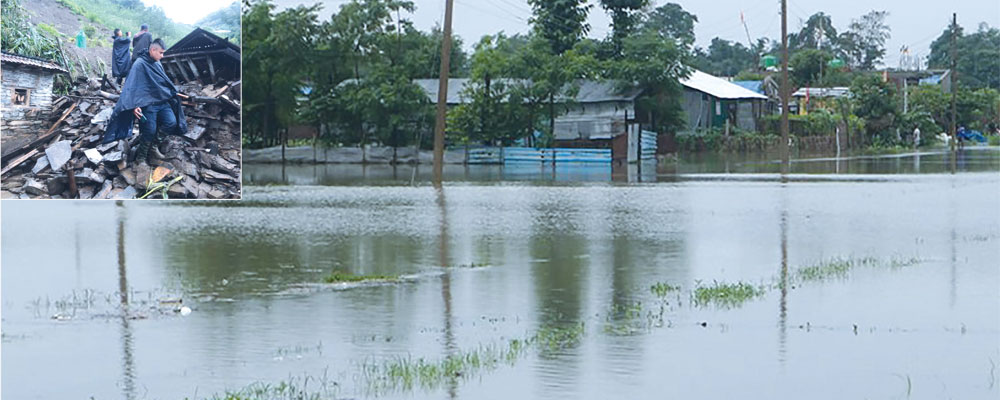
12,88,30,106
715,101,721,116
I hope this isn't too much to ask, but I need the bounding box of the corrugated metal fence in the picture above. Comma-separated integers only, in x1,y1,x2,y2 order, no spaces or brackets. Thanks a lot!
640,130,657,160
468,147,612,164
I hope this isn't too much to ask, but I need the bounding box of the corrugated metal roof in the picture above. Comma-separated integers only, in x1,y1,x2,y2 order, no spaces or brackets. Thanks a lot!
680,70,767,100
0,52,67,72
791,87,850,98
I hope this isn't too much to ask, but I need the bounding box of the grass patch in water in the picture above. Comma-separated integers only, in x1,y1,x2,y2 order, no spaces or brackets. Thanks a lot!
794,256,922,283
364,340,530,391
324,271,400,284
202,373,335,400
692,281,765,308
362,322,584,392
650,282,680,297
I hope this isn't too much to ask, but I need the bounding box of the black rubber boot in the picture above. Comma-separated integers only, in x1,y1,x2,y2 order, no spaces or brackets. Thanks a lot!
135,139,153,165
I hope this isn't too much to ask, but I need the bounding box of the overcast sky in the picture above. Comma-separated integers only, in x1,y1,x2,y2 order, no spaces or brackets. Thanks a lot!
270,0,1000,68
141,0,234,25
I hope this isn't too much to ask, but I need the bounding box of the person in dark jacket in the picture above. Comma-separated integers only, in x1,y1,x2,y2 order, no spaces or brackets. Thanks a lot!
111,29,131,85
131,24,152,64
103,38,188,164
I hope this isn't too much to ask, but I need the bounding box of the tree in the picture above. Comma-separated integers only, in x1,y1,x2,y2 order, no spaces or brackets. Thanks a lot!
527,0,592,55
242,0,320,148
693,38,756,76
451,35,531,145
789,49,833,87
598,0,649,58
615,28,690,133
928,22,1000,89
790,12,838,52
839,10,890,70
640,3,697,48
850,73,899,143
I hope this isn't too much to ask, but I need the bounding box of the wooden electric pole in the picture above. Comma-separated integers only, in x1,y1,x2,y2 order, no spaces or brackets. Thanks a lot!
949,13,958,171
433,0,455,184
780,0,790,174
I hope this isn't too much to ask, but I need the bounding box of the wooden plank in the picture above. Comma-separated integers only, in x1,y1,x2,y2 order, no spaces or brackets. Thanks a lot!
0,149,39,176
174,59,192,82
206,56,216,82
186,57,200,81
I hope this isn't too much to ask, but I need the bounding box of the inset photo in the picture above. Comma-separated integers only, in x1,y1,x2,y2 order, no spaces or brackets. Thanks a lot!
1,0,241,199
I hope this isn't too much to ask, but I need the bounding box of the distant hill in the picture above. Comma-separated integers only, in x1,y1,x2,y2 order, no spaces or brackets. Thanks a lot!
196,1,240,44
52,0,191,45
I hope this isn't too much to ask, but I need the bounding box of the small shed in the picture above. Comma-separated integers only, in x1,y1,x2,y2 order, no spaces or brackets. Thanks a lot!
162,27,241,84
679,70,768,134
1,52,67,153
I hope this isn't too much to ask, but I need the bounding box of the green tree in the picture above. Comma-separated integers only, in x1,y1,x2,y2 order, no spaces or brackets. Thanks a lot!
839,10,890,70
640,3,697,48
850,73,899,143
614,28,690,133
598,0,649,58
527,0,592,55
694,38,756,76
928,22,1000,89
789,49,833,87
790,12,839,52
242,0,321,148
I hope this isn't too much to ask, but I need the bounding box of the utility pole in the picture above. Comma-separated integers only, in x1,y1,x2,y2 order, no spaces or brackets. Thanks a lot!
781,0,790,173
949,13,958,168
433,0,455,184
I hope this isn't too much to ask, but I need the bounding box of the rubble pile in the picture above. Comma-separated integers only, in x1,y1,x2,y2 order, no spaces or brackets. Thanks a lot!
1,75,241,199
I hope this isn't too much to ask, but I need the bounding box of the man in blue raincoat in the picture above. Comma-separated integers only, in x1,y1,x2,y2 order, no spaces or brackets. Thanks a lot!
111,28,131,85
103,38,189,164
131,24,151,64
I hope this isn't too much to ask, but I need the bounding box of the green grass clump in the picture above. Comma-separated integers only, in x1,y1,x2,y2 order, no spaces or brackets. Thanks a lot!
323,270,399,283
692,281,765,308
649,282,680,297
989,135,1000,146
364,338,533,392
532,322,585,351
203,375,334,400
794,256,920,283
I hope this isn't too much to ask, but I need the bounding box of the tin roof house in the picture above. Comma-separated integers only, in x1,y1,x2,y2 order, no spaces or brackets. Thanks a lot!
678,70,768,134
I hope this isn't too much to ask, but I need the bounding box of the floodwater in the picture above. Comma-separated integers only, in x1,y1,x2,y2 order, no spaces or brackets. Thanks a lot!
3,147,999,400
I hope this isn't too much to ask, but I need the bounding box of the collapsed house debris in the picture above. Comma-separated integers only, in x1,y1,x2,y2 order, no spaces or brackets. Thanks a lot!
0,29,241,200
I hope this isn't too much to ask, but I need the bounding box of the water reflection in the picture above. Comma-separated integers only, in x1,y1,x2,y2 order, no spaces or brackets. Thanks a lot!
436,186,458,399
116,200,137,400
777,190,789,366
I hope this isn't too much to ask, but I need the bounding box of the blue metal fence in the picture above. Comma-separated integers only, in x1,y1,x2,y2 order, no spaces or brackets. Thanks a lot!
640,130,657,160
467,147,612,164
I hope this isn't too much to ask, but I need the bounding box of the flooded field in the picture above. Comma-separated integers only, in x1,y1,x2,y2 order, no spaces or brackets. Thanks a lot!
3,148,999,399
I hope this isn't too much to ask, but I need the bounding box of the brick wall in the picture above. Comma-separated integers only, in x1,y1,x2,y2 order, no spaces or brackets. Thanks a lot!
1,64,57,151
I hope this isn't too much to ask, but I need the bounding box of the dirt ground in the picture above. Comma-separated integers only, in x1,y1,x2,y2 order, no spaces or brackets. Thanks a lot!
23,0,115,77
